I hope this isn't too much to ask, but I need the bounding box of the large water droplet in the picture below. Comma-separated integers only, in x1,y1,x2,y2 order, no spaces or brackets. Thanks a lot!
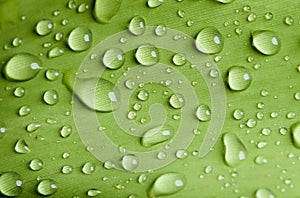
87,188,102,197
255,188,275,198
15,139,30,154
227,66,252,91
147,0,164,8
0,172,23,197
63,72,120,112
169,94,184,109
149,173,186,197
29,159,44,171
43,90,59,105
36,179,57,196
223,133,247,167
18,106,31,117
135,44,159,66
67,27,92,52
141,126,172,147
196,104,211,122
291,121,300,148
195,26,224,54
121,154,139,171
35,19,54,36
93,0,122,23
129,16,146,36
82,162,95,174
102,48,125,69
252,30,280,55
13,87,26,97
3,53,42,81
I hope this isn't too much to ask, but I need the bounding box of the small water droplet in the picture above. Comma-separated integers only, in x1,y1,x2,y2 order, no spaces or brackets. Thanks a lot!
147,0,164,8
11,37,23,47
18,105,31,117
149,173,186,197
35,19,54,36
45,69,60,81
261,128,272,136
0,172,23,197
247,13,257,22
138,174,148,184
196,104,211,122
3,53,42,81
186,20,194,27
246,118,257,128
48,47,64,58
54,32,64,41
204,166,213,174
141,126,172,147
122,154,139,171
87,189,102,197
61,165,73,174
254,155,268,165
155,25,167,36
172,53,187,66
175,149,188,159
26,123,41,132
67,27,92,52
129,16,146,36
157,151,167,160
286,112,296,119
82,162,96,174
233,109,244,120
29,159,44,171
92,0,122,23
15,139,30,153
61,19,69,26
125,79,136,90
135,44,159,66
60,125,72,138
255,188,275,198
227,66,252,91
264,12,273,20
13,87,26,98
284,16,294,26
77,3,89,13
252,30,281,56
216,0,234,3
67,0,76,9
43,90,59,105
177,9,185,18
195,26,224,54
36,179,57,196
103,48,125,69
169,94,184,109
223,133,247,167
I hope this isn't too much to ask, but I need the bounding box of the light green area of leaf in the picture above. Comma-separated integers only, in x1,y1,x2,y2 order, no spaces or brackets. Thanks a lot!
0,0,300,197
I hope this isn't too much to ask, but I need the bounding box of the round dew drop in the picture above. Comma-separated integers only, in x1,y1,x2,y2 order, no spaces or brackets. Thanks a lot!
121,154,139,171
35,19,54,36
195,26,224,54
135,44,160,66
227,66,252,91
196,104,211,122
129,16,146,36
252,30,281,56
0,172,23,197
36,179,57,196
169,94,185,109
102,48,125,69
67,27,92,52
43,90,59,105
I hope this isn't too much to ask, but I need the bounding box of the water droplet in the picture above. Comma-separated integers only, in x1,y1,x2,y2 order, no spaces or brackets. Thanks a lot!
291,122,300,148
18,106,31,117
255,155,268,165
177,10,185,18
87,189,102,197
122,154,139,171
196,104,211,122
11,37,23,47
137,89,149,101
67,0,76,9
155,25,167,36
45,69,60,81
135,44,159,66
0,122,6,138
141,126,172,147
175,149,188,159
13,87,26,97
52,10,61,17
169,94,184,109
103,48,125,69
82,162,96,174
77,3,89,13
227,66,252,91
223,133,247,167
149,173,186,197
204,166,213,174
125,79,137,90
36,179,57,196
252,30,281,56
294,92,300,101
54,32,64,41
127,111,137,120
172,53,187,66
48,47,64,58
286,112,296,119
138,174,148,184
29,159,44,171
247,13,257,22
43,90,59,105
60,125,72,138
61,165,73,174
63,74,120,112
67,27,92,52
3,53,42,81
148,0,164,8
264,12,273,20
92,0,122,23
233,109,244,120
195,26,224,54
35,19,54,36
279,127,288,136
129,16,146,36
243,5,251,12
103,161,116,169
0,172,23,197
246,118,257,128
216,0,234,3
255,188,275,198
15,139,30,154
284,16,294,26
26,123,41,132
157,151,167,160
261,128,272,136
61,19,69,26
257,141,267,149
